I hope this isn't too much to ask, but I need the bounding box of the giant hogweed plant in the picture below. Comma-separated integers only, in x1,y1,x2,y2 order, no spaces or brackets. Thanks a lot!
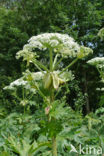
88,28,104,86
86,28,104,154
4,33,93,156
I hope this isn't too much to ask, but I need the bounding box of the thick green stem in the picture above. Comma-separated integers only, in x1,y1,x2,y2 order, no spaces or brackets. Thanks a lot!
59,58,78,75
22,87,26,115
49,89,57,156
33,59,49,72
54,57,63,70
50,58,78,156
48,49,58,155
35,84,49,105
52,136,57,156
49,49,53,71
53,54,58,69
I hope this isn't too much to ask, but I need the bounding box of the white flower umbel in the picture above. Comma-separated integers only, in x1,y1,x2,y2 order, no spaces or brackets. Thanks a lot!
16,49,37,66
88,57,104,83
3,78,27,90
77,46,93,59
24,71,45,81
98,28,104,40
4,77,37,93
3,71,45,92
87,57,104,68
16,33,80,58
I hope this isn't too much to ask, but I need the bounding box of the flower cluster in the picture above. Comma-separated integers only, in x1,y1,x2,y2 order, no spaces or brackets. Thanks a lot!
77,46,93,59
16,49,37,66
98,28,104,40
3,77,36,93
87,57,104,68
3,78,27,90
23,70,45,81
16,33,80,58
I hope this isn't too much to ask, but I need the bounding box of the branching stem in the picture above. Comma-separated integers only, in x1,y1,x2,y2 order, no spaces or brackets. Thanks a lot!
59,58,78,75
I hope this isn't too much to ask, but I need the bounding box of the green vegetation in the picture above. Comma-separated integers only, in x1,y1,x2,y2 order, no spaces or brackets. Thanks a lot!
0,0,104,155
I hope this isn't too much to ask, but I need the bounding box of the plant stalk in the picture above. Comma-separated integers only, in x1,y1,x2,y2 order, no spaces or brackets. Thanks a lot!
50,89,58,156
52,136,57,156
59,58,78,75
49,48,53,71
